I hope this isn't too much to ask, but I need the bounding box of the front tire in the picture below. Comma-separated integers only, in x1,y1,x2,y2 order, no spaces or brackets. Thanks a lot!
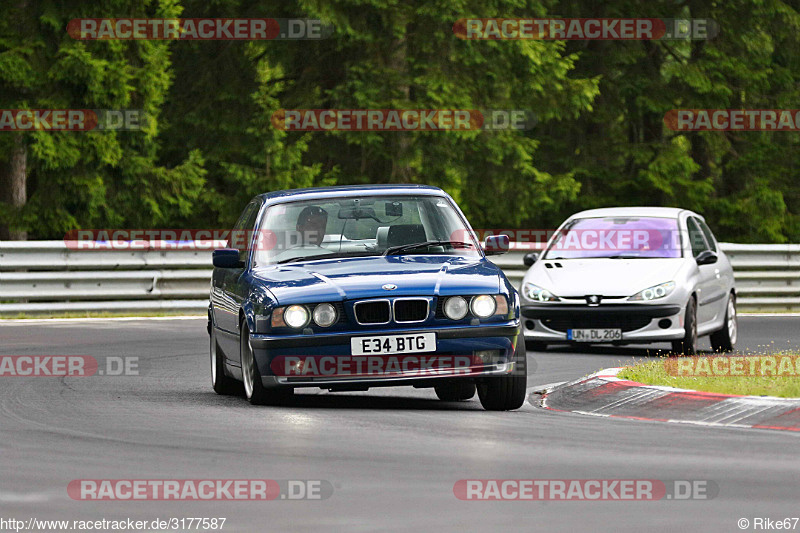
671,297,698,356
240,322,293,405
477,332,528,411
710,293,737,352
210,327,239,395
434,381,476,401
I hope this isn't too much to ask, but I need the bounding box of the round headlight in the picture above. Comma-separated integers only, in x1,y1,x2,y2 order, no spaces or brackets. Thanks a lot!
313,303,337,327
443,296,468,320
470,295,497,318
284,305,310,328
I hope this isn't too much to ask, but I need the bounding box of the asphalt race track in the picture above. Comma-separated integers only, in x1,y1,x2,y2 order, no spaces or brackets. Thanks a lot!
0,316,798,532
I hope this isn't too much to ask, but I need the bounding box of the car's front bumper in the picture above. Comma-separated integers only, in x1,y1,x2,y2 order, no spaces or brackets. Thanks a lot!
249,322,521,388
521,304,685,344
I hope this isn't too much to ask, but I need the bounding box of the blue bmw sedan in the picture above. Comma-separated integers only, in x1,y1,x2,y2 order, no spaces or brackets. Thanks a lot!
208,185,526,410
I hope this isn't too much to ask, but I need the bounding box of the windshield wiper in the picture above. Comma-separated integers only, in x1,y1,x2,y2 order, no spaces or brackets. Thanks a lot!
276,253,340,264
383,240,473,256
276,251,380,264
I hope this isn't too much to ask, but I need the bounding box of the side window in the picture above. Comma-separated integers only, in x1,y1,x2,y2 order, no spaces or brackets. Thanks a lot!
697,219,718,252
231,200,261,262
686,217,709,258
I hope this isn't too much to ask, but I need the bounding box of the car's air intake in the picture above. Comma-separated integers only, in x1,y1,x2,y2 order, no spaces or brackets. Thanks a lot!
393,299,429,323
542,314,651,332
354,300,391,324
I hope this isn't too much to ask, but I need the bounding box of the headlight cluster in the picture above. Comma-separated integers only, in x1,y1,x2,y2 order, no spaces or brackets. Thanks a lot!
271,303,338,329
523,282,560,302
444,296,469,319
443,295,507,320
628,281,676,302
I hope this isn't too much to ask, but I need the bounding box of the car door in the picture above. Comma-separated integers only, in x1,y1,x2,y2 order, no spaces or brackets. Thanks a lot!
214,199,261,363
696,217,732,321
686,216,722,327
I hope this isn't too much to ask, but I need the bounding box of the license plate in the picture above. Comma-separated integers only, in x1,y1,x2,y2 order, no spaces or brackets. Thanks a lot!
567,328,622,342
351,333,436,355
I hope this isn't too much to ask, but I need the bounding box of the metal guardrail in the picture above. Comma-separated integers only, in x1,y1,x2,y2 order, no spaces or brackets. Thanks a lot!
0,241,798,314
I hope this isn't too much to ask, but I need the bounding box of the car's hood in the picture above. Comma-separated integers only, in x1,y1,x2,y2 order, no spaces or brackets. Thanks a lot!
526,258,684,298
252,255,502,305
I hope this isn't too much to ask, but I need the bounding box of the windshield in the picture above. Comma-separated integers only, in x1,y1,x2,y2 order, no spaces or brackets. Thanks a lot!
542,216,682,260
252,195,480,266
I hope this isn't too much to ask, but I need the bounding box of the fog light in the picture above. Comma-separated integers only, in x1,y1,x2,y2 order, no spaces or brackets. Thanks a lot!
658,318,672,329
525,320,535,330
474,349,500,364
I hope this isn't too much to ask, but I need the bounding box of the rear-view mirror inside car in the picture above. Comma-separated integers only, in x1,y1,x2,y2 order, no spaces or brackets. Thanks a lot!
385,201,403,217
338,206,378,220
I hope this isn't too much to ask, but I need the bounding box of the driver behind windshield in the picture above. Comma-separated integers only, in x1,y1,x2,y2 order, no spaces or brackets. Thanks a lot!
296,205,328,247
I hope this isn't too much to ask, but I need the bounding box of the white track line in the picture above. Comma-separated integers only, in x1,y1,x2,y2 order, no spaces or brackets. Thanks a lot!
0,315,206,324
739,313,800,317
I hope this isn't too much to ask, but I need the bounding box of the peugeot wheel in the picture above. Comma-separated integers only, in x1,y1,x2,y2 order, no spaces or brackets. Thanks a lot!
710,293,737,353
671,297,698,356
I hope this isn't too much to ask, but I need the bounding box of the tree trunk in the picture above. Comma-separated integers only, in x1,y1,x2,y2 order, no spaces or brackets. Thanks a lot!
0,134,28,240
388,13,412,183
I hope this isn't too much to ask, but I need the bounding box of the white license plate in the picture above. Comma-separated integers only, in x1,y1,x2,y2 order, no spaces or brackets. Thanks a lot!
351,333,436,355
567,328,622,342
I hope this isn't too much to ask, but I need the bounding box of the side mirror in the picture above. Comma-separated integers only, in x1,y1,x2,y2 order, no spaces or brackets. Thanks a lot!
483,234,510,256
213,248,243,268
523,252,538,267
695,250,718,266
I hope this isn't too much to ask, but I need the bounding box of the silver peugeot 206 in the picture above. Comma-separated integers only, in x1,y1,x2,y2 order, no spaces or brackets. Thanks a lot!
520,207,737,354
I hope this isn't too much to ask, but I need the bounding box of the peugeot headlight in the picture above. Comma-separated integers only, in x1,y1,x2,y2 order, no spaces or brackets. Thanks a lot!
283,305,310,328
523,282,560,302
628,281,676,302
470,295,497,318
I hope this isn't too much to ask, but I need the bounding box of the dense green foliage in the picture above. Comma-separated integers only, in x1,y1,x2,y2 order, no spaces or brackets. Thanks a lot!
1,0,799,241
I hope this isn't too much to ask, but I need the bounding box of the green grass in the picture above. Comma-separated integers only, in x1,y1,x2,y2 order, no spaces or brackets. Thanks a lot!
618,355,800,398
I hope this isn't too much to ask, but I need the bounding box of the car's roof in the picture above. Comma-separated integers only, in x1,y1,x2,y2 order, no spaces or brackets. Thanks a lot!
257,184,446,203
567,206,694,219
